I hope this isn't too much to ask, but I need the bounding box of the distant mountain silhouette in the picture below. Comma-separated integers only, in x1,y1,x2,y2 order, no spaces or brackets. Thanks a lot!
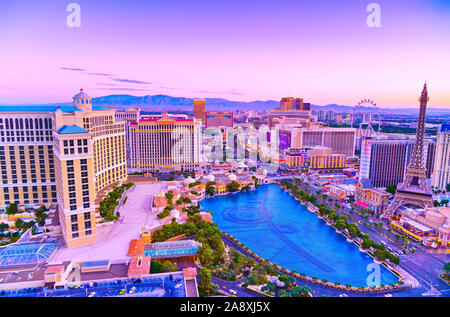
2,94,450,115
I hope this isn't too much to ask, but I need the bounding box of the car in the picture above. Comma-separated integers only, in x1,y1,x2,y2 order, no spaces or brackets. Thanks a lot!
175,283,182,289
119,288,126,295
339,294,348,297
229,289,237,295
384,294,393,297
89,282,94,287
88,292,96,297
129,286,136,294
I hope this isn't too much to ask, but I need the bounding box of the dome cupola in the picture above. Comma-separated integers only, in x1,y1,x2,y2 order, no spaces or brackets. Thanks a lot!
73,88,92,111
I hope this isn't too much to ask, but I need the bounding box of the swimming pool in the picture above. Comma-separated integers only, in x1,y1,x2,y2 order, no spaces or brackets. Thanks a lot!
200,184,398,287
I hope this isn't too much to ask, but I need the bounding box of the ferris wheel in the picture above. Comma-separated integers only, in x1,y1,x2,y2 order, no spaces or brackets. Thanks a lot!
351,99,381,138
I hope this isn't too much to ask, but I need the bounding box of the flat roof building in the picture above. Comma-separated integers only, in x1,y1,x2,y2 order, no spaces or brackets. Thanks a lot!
129,114,202,173
295,127,356,157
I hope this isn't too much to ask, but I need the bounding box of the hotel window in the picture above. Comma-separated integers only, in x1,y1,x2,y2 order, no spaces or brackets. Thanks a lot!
85,221,91,229
72,232,79,238
71,214,78,222
84,212,90,220
85,230,92,236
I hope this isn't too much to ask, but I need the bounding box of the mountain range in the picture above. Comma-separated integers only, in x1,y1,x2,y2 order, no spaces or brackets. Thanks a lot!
2,94,450,116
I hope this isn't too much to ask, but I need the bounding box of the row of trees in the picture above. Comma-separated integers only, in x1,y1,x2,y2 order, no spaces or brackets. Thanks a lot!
99,183,133,221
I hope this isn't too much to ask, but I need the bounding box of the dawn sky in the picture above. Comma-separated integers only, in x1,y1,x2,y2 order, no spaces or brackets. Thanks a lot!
1,0,449,108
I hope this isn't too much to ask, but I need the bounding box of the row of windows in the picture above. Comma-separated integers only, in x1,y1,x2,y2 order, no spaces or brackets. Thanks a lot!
0,117,52,130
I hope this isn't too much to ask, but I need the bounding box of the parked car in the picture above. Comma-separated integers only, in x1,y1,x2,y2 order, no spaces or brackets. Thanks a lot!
129,286,136,294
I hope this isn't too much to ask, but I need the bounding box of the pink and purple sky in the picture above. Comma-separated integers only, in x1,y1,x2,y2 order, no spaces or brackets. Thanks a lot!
1,0,449,108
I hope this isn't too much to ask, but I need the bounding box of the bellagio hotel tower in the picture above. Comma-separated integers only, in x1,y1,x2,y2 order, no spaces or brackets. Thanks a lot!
0,89,127,248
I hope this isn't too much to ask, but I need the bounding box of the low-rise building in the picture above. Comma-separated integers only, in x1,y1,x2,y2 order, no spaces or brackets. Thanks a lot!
354,179,390,214
307,147,346,172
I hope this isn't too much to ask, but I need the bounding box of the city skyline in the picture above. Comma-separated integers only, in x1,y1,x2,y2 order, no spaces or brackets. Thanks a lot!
1,0,450,108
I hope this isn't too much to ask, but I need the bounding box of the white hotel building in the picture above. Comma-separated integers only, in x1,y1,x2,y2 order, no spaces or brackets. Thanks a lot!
432,125,450,190
128,114,202,173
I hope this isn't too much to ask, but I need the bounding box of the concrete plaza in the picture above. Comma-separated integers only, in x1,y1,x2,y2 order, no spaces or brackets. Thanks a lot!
50,182,166,264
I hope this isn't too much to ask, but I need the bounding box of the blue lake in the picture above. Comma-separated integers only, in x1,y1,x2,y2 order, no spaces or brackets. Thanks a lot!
200,184,398,287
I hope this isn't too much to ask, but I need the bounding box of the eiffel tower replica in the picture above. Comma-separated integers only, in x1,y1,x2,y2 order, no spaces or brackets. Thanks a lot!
384,83,434,217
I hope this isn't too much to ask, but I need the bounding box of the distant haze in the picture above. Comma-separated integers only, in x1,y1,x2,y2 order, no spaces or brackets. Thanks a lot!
2,94,450,116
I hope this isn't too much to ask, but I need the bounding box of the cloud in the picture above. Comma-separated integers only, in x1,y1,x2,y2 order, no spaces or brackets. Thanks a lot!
97,83,119,86
61,67,87,72
87,72,113,77
99,87,151,92
113,78,151,85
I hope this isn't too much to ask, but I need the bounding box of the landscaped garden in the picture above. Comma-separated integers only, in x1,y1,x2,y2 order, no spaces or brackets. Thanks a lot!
98,182,134,222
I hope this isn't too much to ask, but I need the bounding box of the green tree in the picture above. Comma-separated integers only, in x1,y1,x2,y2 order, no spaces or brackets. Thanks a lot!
443,262,450,280
198,244,214,266
198,268,213,292
386,185,397,195
206,185,215,196
6,203,18,215
150,261,163,273
161,260,179,272
165,192,174,203
0,223,9,232
226,181,240,192
14,218,25,229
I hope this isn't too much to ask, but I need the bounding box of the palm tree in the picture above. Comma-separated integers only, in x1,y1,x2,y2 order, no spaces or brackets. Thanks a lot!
443,262,450,280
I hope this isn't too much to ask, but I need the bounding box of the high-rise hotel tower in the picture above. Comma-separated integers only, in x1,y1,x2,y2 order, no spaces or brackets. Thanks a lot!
128,114,202,173
0,89,127,247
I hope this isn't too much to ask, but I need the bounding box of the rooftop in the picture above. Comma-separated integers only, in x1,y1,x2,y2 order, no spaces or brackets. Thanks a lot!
57,125,89,134
144,240,201,259
127,239,145,257
73,89,90,99
0,242,58,268
0,105,81,113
